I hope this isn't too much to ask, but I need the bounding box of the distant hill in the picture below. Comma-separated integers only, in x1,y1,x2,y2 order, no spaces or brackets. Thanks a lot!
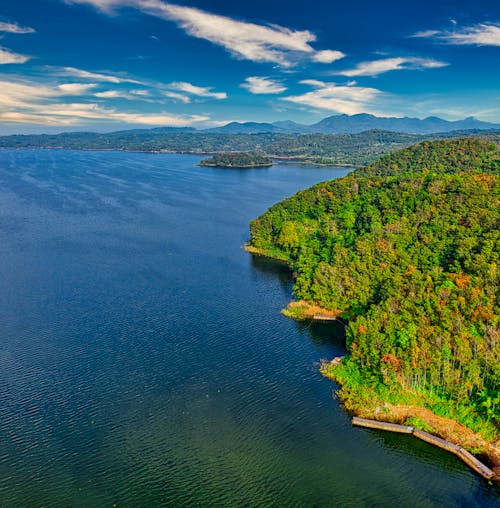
307,113,499,134
208,114,500,135
270,120,306,133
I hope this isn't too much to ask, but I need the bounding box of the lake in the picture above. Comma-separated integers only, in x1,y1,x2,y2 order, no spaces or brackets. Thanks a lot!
0,150,498,507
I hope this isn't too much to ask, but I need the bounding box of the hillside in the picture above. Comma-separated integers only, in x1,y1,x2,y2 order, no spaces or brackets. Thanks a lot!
353,138,500,177
1,128,499,166
248,139,500,458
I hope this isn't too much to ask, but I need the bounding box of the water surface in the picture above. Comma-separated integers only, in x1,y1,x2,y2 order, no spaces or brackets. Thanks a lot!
0,150,498,507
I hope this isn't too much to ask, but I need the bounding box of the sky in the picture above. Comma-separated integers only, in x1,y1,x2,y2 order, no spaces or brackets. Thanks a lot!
0,0,499,134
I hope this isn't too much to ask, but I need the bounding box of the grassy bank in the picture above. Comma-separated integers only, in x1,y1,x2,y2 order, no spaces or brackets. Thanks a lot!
321,357,500,475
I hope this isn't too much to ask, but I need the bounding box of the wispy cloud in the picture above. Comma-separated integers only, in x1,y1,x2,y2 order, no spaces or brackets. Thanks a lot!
67,0,345,67
57,66,144,84
0,77,209,126
0,20,35,34
413,22,500,46
283,79,384,115
51,66,226,105
57,66,226,101
94,88,154,101
167,81,227,100
163,90,190,103
0,79,60,108
94,90,127,98
0,107,208,126
0,47,30,64
58,83,98,93
36,102,208,125
337,57,448,77
64,0,122,11
0,19,35,66
241,76,286,94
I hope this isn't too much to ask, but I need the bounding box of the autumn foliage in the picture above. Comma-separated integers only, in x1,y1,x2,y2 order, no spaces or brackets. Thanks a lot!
249,138,500,429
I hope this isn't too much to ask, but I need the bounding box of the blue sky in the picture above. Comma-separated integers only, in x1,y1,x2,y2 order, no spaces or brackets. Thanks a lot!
0,0,499,133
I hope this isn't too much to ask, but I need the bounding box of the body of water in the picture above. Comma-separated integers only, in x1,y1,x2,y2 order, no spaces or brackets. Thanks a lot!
0,150,498,506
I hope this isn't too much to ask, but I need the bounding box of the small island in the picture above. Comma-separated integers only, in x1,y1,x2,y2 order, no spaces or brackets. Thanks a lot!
199,151,273,168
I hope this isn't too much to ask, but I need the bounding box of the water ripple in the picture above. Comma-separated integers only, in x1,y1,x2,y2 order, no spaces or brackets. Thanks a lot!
0,150,497,507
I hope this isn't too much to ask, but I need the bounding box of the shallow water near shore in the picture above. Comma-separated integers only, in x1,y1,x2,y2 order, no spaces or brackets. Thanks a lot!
0,149,498,507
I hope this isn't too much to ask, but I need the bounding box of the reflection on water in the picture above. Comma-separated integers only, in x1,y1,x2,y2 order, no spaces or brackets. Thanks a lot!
300,321,347,351
0,150,498,507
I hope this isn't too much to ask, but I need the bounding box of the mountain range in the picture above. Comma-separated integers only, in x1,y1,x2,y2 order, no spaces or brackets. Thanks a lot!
206,113,499,135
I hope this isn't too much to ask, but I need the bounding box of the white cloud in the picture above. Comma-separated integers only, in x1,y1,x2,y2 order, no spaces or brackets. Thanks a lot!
63,0,120,11
163,90,190,103
50,66,224,104
299,79,326,87
167,81,227,99
94,88,154,101
0,47,30,64
107,111,208,125
0,78,209,126
0,21,35,34
67,0,345,66
413,22,500,46
0,107,208,126
412,30,439,38
0,80,60,108
58,66,144,84
311,50,345,63
94,90,124,98
283,79,384,115
34,102,208,124
0,111,78,125
58,83,98,93
241,76,286,94
337,57,448,77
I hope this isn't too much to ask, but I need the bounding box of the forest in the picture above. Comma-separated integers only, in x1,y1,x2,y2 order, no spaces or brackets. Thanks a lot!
199,152,272,168
248,138,500,438
1,128,498,166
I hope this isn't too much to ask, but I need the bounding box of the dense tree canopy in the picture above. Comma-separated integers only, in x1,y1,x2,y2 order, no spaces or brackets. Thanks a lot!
199,152,272,168
249,138,500,432
353,138,500,177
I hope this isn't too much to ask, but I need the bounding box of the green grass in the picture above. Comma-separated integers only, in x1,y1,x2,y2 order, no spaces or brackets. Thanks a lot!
322,358,499,442
405,416,436,433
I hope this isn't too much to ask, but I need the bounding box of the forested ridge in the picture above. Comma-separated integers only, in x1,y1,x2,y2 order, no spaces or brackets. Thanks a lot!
249,138,500,437
199,152,272,167
1,128,498,165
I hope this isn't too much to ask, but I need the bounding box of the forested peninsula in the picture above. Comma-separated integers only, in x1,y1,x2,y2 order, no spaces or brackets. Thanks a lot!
248,138,500,472
199,152,272,168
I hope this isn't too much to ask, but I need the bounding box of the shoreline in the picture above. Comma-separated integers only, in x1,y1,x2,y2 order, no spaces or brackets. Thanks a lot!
248,245,500,483
0,147,355,167
321,359,500,482
243,244,290,263
271,156,355,167
351,416,496,480
198,162,274,168
281,300,341,321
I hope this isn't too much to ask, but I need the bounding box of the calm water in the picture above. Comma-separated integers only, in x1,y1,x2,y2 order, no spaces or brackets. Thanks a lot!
0,150,498,507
